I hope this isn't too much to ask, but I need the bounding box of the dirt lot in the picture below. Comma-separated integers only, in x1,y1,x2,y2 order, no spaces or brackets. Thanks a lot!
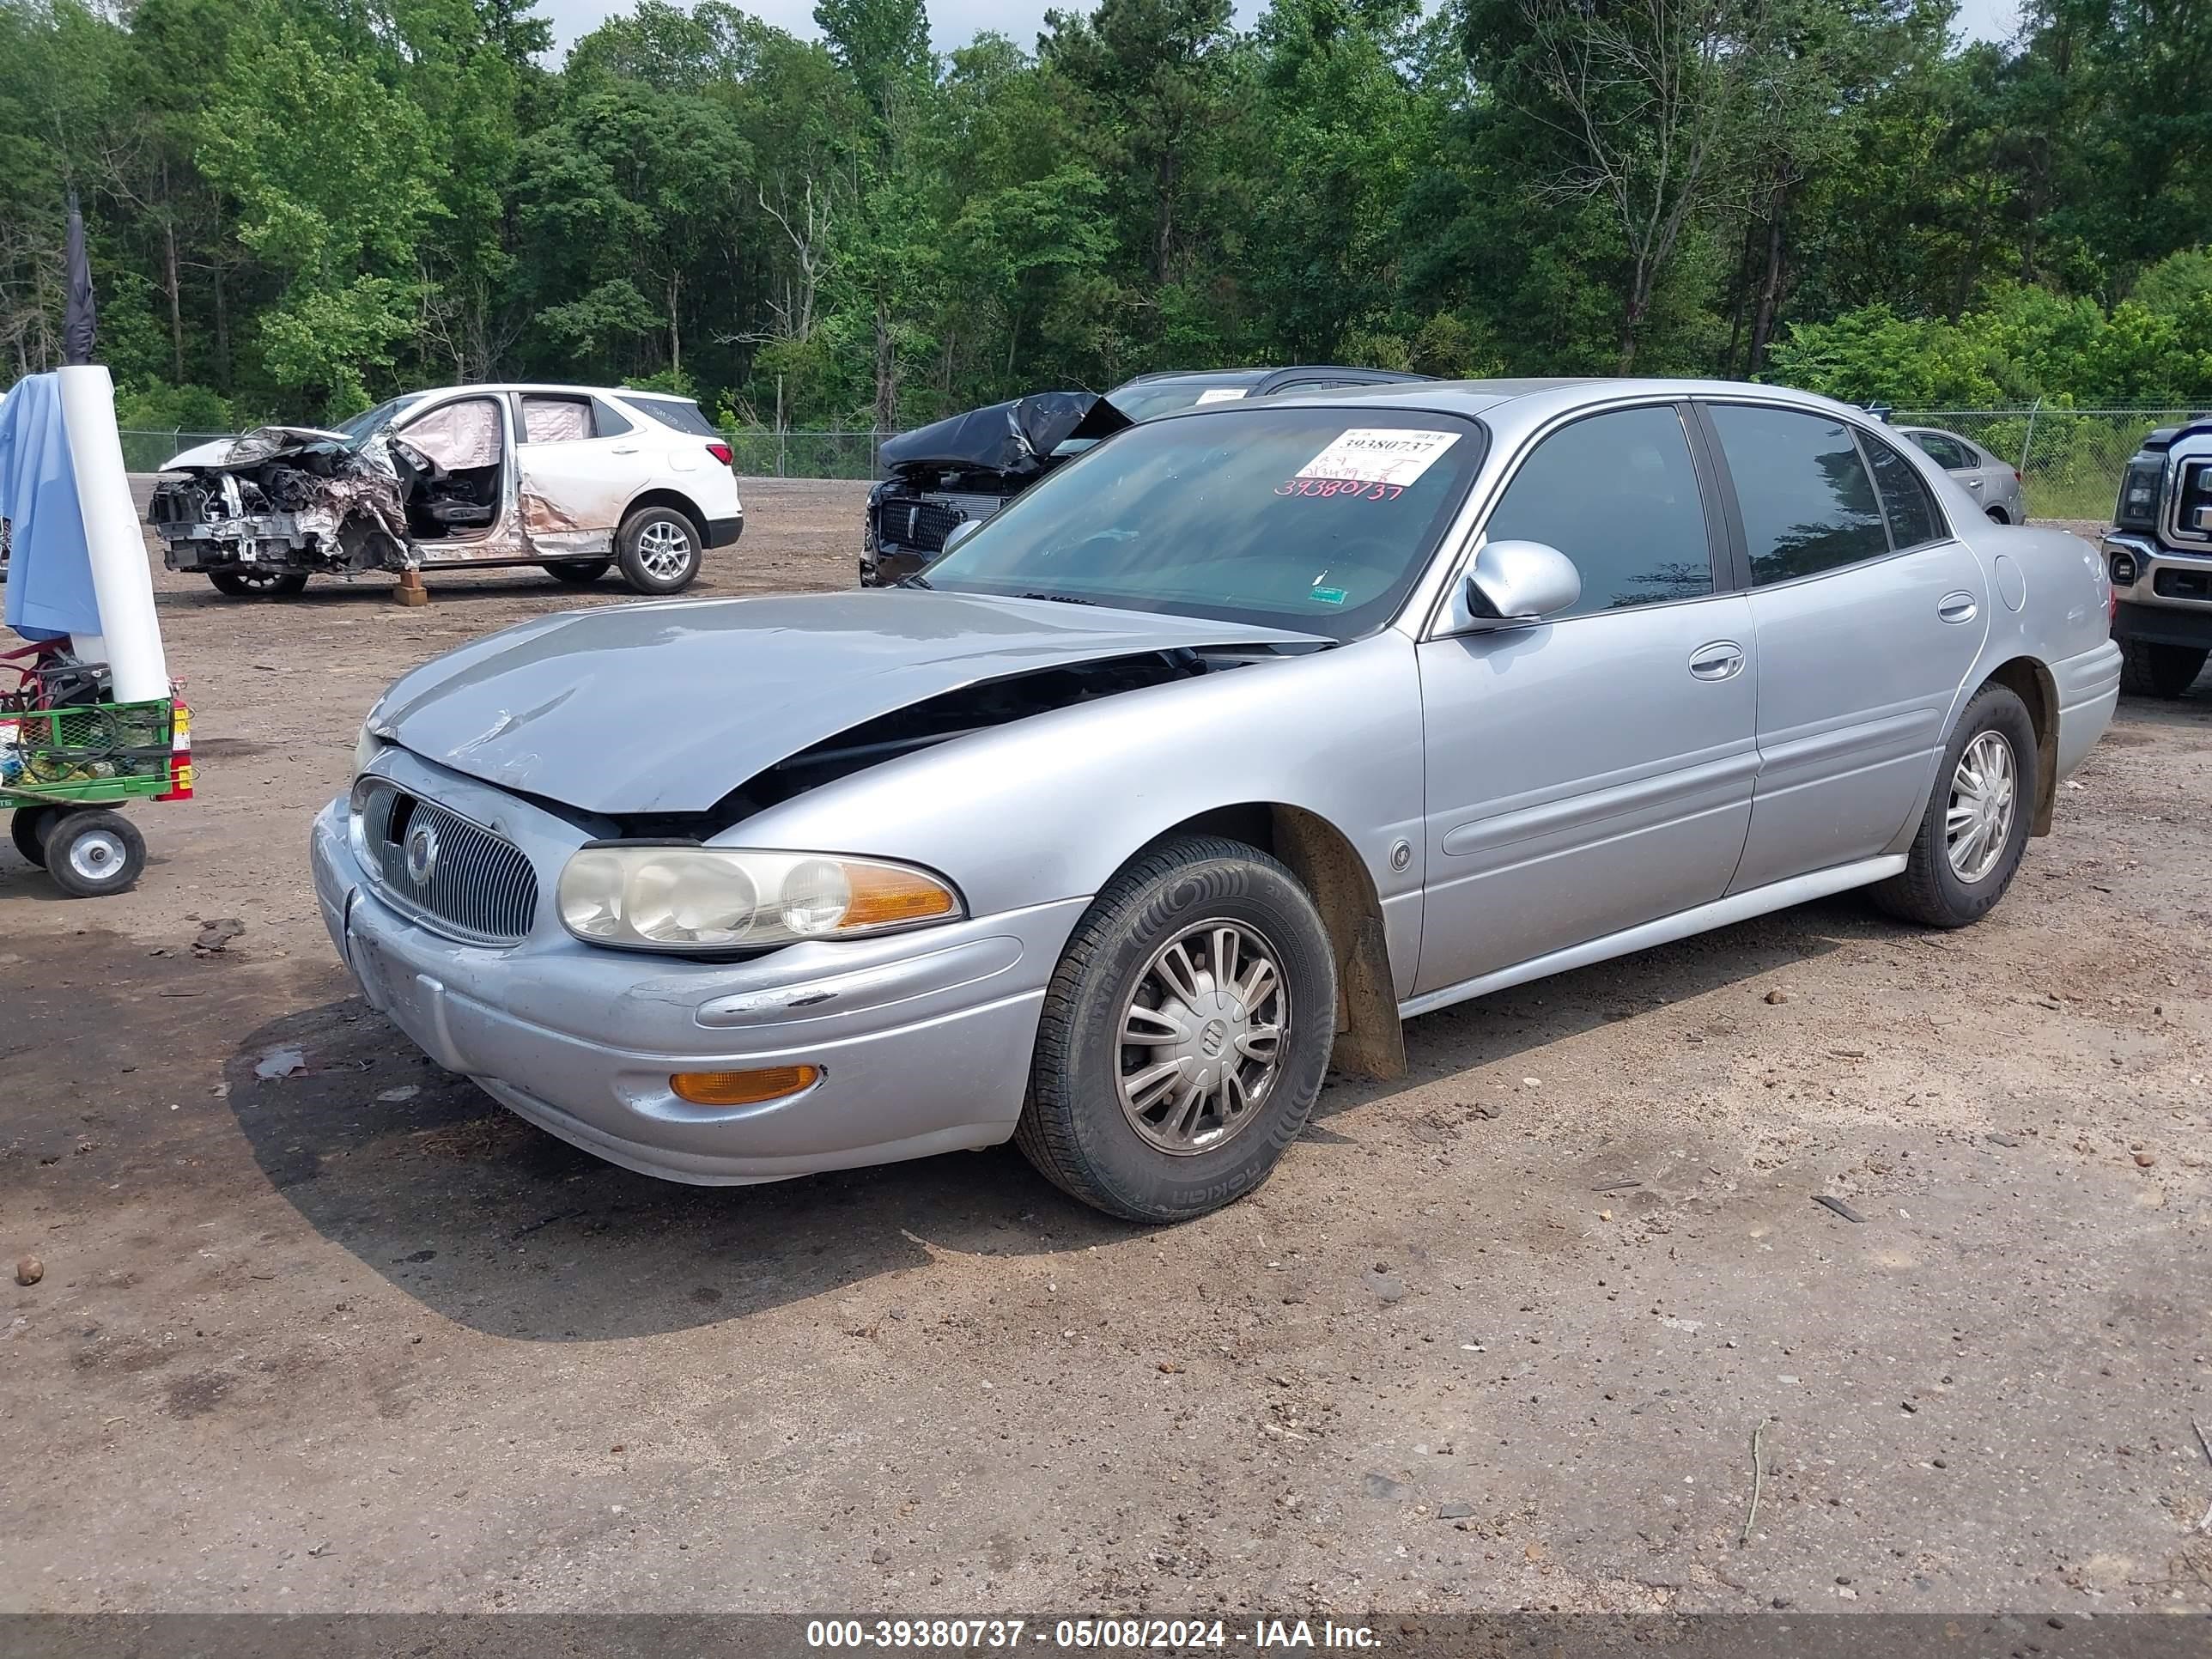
2,484,2209,1618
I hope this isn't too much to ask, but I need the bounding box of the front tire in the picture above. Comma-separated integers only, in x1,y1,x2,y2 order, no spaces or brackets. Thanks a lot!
1871,683,2037,929
2118,640,2207,700
44,809,146,898
616,507,702,594
1015,836,1337,1223
207,568,308,598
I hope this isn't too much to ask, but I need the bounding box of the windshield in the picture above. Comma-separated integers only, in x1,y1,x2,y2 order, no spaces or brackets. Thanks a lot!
1103,375,1267,423
917,406,1486,641
337,393,425,446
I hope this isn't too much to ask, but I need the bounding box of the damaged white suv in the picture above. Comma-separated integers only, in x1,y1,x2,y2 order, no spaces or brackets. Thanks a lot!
148,384,744,598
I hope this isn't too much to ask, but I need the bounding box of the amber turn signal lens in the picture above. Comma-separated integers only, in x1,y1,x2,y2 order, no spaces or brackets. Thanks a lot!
842,863,961,927
670,1065,821,1106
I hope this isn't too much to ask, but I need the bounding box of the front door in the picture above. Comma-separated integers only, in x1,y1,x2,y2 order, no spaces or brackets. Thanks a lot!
1415,403,1758,997
1698,404,1990,892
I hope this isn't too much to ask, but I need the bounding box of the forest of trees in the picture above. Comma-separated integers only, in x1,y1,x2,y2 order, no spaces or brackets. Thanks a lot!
2,0,2209,433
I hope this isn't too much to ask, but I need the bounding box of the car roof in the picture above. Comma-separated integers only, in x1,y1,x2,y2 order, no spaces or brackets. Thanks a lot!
398,382,699,403
1114,364,1431,391
1247,375,1869,422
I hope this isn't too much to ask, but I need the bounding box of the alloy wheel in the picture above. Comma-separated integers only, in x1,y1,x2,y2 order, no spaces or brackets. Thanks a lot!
1116,920,1289,1155
1945,730,2016,884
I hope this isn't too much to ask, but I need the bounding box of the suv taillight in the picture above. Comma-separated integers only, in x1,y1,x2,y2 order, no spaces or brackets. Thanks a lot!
707,441,733,467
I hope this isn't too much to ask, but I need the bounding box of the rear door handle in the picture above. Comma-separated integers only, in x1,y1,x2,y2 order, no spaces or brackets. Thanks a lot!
1965,476,1984,489
1688,641,1746,681
611,445,640,455
1938,591,1978,623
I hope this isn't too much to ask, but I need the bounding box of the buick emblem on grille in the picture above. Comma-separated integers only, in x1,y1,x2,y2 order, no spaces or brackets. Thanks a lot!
404,820,441,885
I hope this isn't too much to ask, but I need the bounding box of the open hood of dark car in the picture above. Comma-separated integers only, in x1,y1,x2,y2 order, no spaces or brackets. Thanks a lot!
368,590,1323,816
877,392,1132,480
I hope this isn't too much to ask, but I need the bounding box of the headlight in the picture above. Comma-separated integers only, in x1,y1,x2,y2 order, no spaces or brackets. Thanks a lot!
354,720,387,776
557,845,963,951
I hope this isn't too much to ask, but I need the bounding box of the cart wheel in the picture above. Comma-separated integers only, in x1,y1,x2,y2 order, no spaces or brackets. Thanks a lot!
10,805,58,868
45,809,146,898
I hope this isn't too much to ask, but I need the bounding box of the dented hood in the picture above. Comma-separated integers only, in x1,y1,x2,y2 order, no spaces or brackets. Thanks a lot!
877,392,1131,479
370,590,1324,815
161,425,354,471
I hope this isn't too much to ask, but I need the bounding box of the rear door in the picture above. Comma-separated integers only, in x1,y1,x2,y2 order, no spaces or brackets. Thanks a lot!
514,392,637,559
1702,404,1988,892
1413,401,1758,995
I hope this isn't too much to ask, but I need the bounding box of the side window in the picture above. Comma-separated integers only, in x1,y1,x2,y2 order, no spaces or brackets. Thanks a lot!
1860,429,1948,550
397,398,501,471
591,398,635,436
1911,431,1969,470
520,395,592,444
1483,404,1716,615
1708,405,1890,586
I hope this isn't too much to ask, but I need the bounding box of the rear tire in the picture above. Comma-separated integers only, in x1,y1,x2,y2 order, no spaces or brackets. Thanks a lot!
616,507,702,594
1871,683,2037,929
208,568,308,598
1014,835,1337,1223
1984,506,2009,524
43,809,146,898
545,560,611,586
2118,640,2206,700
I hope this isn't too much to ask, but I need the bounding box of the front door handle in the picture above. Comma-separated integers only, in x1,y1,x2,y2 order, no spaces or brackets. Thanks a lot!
1938,591,1978,624
1688,641,1746,681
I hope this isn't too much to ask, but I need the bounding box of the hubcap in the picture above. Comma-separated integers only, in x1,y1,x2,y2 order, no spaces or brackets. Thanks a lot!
1116,921,1289,1156
636,520,693,579
1945,730,2016,884
67,829,126,884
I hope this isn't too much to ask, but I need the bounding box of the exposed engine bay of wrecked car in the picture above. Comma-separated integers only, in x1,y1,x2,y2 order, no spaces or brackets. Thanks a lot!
147,405,504,578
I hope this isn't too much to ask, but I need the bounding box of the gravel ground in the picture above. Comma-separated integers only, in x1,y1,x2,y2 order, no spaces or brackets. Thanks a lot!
1,489,2209,1617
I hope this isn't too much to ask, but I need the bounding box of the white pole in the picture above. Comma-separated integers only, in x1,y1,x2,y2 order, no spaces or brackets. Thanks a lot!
57,364,169,702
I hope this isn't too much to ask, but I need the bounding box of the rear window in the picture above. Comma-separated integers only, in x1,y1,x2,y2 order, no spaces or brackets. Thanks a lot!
626,397,718,437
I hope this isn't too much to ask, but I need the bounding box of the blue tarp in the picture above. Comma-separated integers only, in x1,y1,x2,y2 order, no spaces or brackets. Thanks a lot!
0,372,103,644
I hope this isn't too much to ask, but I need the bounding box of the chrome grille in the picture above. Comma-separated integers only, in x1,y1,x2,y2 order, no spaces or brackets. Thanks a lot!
353,781,537,944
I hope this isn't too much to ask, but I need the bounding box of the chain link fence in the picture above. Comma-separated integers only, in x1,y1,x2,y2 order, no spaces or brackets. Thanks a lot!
118,428,897,480
1893,406,2209,525
117,430,235,471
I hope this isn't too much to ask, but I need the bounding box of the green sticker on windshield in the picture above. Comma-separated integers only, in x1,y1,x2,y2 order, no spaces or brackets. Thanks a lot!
1310,586,1348,605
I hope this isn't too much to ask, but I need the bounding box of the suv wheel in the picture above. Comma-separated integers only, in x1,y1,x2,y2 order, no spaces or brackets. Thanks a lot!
1872,683,2038,929
616,507,702,594
209,568,308,598
1015,836,1337,1223
2118,640,2207,700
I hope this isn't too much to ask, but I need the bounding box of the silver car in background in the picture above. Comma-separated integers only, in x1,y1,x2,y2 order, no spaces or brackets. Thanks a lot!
1899,425,2030,524
313,379,2121,1222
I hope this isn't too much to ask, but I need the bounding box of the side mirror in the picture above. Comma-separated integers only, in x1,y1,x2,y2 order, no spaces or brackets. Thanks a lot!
939,518,982,558
1449,538,1581,631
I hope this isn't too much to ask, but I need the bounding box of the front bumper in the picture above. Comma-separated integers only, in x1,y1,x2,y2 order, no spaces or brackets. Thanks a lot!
2103,534,2212,648
859,546,928,588
308,763,1081,1185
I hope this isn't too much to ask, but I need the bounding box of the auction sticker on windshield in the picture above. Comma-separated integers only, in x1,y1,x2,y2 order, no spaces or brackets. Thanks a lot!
1296,428,1461,487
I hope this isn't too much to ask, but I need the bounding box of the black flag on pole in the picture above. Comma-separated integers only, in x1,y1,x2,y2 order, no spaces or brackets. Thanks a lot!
63,190,97,365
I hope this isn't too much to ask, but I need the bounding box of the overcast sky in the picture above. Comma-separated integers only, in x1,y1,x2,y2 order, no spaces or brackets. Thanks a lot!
537,0,2027,58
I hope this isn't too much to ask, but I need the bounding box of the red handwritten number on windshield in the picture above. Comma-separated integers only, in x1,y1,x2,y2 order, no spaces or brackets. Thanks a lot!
1273,478,1406,501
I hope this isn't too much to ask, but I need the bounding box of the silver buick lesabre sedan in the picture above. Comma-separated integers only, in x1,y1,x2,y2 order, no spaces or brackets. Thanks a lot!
312,379,2122,1221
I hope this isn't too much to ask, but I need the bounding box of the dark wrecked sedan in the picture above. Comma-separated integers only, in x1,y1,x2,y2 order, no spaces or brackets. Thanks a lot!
859,365,1429,586
316,379,2117,1221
